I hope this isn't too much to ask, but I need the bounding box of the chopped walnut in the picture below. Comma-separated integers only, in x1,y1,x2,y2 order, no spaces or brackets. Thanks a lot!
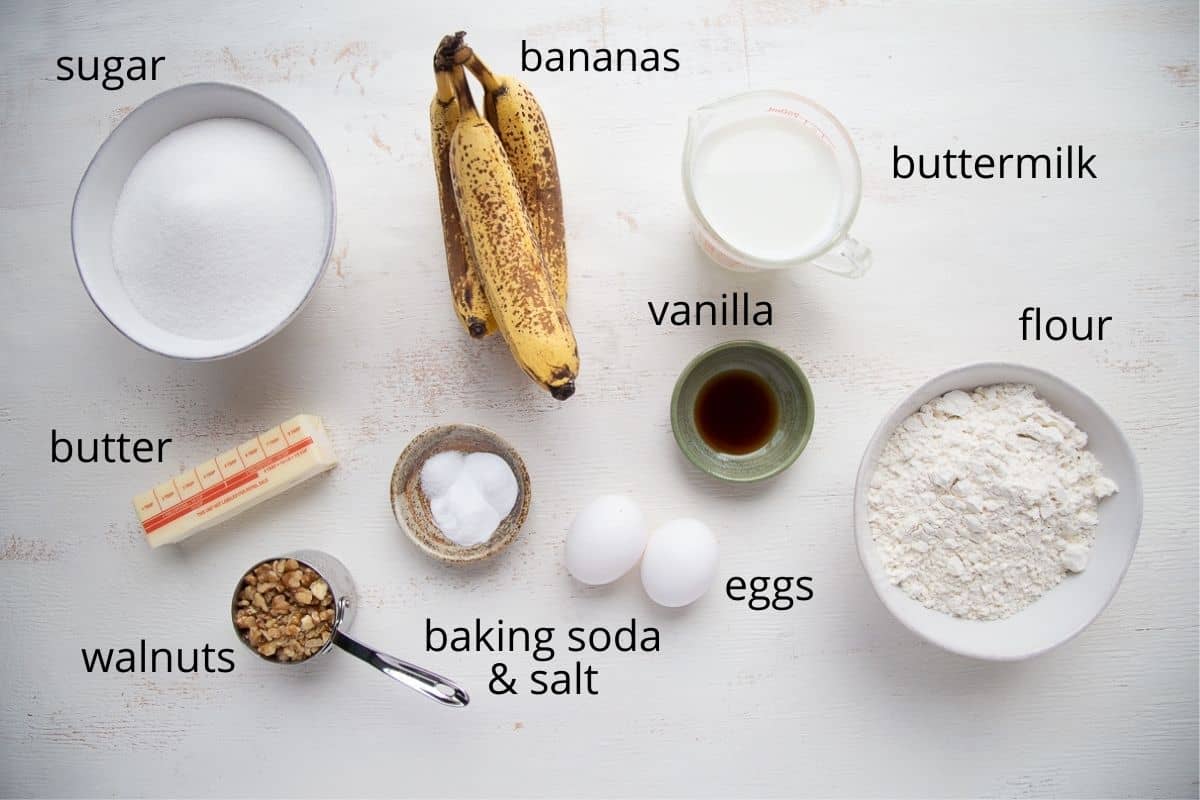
234,558,336,662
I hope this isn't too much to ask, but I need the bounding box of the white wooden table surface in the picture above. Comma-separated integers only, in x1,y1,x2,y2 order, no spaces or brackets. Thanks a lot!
2,1,1197,798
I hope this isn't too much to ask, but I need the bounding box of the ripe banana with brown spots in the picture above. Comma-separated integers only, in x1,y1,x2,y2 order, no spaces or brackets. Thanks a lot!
431,36,495,338
464,49,568,304
448,65,579,400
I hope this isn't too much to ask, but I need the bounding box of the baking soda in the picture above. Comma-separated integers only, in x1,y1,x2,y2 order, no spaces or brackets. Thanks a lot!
419,451,519,548
111,118,325,341
690,115,842,261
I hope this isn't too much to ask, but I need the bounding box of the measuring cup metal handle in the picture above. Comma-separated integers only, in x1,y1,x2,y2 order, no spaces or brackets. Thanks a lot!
333,631,470,708
812,236,872,278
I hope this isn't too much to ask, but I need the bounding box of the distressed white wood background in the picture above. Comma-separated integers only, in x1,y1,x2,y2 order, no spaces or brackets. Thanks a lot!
1,1,1197,798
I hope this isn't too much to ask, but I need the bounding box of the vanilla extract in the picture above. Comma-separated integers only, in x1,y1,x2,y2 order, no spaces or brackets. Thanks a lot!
695,369,780,455
648,292,772,327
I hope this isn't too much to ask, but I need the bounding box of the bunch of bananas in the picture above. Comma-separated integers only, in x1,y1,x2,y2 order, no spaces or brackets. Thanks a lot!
431,32,579,401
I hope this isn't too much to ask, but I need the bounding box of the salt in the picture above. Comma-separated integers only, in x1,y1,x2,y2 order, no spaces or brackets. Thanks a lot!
418,451,518,548
111,118,325,341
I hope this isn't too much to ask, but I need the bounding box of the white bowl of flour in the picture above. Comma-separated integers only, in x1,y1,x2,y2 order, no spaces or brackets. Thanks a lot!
854,363,1143,660
72,83,335,359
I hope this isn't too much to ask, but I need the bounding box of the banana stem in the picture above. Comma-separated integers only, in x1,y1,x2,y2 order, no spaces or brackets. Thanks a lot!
434,31,467,70
463,50,504,94
449,63,478,116
434,67,454,104
433,34,450,71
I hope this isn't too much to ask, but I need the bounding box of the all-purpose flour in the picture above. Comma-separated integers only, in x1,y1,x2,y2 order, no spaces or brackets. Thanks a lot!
111,118,325,341
868,383,1117,620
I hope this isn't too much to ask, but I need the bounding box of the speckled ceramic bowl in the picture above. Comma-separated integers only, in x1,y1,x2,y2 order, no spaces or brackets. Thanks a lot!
390,424,530,564
671,341,814,482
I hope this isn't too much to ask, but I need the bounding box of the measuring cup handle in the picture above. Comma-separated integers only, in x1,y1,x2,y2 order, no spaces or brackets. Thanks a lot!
334,631,470,707
811,236,872,278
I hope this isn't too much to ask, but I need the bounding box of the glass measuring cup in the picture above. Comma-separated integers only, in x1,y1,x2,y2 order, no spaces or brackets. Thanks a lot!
682,90,871,277
231,549,469,707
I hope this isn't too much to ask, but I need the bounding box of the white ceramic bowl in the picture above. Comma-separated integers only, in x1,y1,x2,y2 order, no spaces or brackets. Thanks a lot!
71,82,336,360
853,362,1143,660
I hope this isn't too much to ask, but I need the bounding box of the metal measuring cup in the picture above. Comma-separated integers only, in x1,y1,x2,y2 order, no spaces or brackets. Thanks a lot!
231,549,469,707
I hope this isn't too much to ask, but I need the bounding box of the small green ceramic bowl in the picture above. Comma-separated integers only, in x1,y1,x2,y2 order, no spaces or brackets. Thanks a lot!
671,341,814,482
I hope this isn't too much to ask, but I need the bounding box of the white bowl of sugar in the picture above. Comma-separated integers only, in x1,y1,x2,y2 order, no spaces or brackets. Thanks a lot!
72,82,335,360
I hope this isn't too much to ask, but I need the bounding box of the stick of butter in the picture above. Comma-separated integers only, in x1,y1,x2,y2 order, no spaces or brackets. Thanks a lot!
133,414,337,548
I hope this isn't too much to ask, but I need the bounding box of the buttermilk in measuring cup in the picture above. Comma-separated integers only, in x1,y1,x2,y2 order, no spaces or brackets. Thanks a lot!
683,91,871,278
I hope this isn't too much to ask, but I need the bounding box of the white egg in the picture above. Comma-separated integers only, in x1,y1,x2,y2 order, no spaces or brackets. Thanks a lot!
640,518,719,607
566,495,648,585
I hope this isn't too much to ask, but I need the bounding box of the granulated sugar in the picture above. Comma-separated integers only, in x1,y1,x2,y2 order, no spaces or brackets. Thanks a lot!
111,118,325,341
